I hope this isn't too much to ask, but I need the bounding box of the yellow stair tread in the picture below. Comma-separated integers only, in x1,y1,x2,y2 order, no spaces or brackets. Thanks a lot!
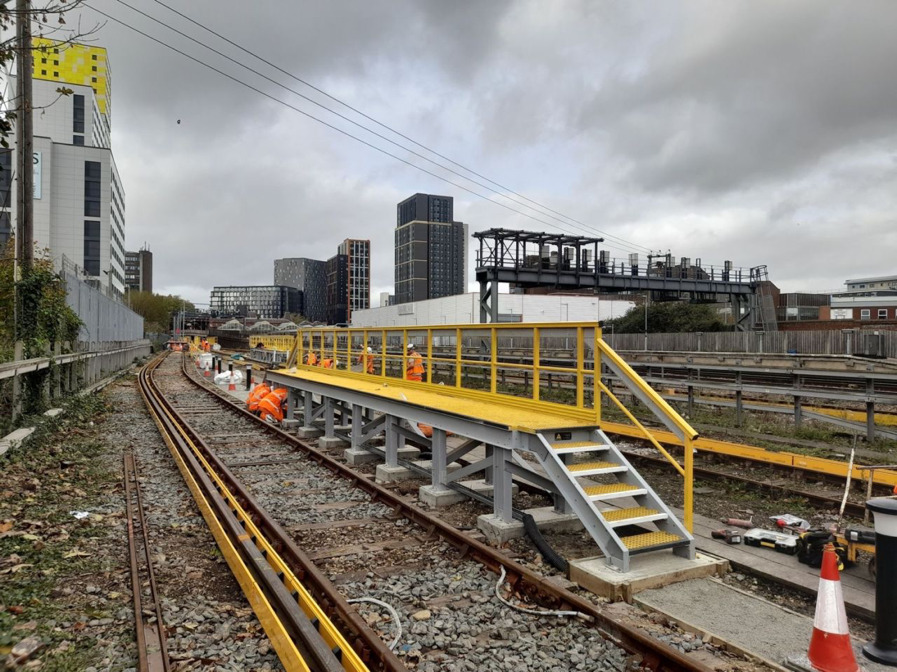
583,483,640,496
568,461,618,472
621,531,682,550
602,507,660,522
551,441,599,450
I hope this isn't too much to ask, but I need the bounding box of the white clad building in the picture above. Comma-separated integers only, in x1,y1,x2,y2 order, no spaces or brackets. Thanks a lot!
2,39,125,295
350,292,635,327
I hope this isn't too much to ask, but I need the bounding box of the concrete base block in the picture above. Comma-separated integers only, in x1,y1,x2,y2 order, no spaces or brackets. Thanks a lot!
281,419,300,431
344,448,380,465
375,464,416,483
419,485,467,508
319,436,347,449
44,408,64,418
477,514,525,544
297,426,323,439
397,446,421,460
524,505,583,534
412,459,461,474
570,551,727,602
461,478,518,498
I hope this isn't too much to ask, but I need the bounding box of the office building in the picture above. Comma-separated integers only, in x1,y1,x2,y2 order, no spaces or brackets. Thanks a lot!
210,285,301,319
273,257,327,322
2,38,125,294
394,194,467,305
326,238,370,324
397,192,453,227
124,247,153,293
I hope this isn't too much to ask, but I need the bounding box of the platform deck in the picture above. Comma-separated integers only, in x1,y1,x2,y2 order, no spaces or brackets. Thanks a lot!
270,368,597,433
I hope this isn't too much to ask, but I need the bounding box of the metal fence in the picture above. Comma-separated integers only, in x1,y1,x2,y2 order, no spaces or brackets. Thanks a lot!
602,329,897,358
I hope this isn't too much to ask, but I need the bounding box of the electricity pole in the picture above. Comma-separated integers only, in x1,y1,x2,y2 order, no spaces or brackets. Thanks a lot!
15,0,34,275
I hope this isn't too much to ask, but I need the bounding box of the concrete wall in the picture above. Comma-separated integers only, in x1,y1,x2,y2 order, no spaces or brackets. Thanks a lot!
64,270,144,343
350,292,636,327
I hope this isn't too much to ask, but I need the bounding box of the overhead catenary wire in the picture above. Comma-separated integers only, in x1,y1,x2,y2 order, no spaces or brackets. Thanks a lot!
143,0,653,255
93,1,650,256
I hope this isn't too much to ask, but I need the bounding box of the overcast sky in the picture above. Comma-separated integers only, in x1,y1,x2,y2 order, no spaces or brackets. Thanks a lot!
56,1,897,306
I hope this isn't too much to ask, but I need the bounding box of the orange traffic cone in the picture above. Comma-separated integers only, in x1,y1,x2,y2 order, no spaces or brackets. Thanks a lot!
203,363,210,377
807,543,858,672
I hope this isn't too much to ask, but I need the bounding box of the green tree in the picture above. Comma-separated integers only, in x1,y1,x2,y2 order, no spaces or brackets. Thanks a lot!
606,301,729,334
127,291,195,334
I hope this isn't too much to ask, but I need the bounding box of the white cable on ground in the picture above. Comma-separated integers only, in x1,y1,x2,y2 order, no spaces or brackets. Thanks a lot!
348,597,403,650
494,567,589,620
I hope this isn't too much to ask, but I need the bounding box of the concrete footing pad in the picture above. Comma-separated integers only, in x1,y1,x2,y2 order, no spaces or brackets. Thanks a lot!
375,464,415,483
570,551,728,602
396,446,421,460
419,485,467,508
296,426,323,439
460,478,518,498
476,514,525,543
344,448,380,465
319,436,347,449
524,506,582,533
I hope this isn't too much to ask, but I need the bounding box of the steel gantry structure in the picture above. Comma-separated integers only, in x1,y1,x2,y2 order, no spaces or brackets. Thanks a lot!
473,228,769,329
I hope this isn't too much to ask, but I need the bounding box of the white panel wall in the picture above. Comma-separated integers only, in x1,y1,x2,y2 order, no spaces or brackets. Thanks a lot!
350,293,636,327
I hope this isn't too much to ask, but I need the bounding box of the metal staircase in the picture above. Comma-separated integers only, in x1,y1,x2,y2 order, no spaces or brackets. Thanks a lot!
532,426,694,572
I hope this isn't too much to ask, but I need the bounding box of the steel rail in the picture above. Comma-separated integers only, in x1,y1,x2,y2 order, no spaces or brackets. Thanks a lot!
123,453,171,672
139,356,350,672
179,353,710,672
620,450,868,519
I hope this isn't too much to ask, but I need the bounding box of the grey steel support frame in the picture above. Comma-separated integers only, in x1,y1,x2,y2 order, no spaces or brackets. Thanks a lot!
491,446,514,523
384,415,402,468
302,391,316,430
323,397,335,439
350,414,386,450
429,429,450,492
479,279,499,324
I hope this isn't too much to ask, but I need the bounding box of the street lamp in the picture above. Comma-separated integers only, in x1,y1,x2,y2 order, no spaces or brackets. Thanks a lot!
644,292,649,351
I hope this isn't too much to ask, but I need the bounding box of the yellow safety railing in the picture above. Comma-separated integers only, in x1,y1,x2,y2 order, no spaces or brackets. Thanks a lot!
250,335,296,351
285,323,697,529
290,323,600,418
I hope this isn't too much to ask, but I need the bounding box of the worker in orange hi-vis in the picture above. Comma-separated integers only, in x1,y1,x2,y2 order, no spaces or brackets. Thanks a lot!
258,387,289,424
406,342,425,382
246,382,271,415
321,358,336,369
358,346,375,374
304,351,318,366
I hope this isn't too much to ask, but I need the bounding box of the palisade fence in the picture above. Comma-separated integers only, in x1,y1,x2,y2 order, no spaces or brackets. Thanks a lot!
61,255,144,343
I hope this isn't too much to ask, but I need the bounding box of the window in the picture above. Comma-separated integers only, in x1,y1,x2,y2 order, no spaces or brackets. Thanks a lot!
84,160,101,217
92,66,97,71
860,309,871,320
41,69,46,75
879,309,888,320
73,94,84,133
83,220,101,276
73,135,84,146
53,60,58,65
41,58,46,64
91,77,97,83
92,54,97,60
53,71,58,77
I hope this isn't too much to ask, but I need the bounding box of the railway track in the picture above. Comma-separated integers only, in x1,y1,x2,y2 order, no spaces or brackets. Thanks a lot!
142,351,715,671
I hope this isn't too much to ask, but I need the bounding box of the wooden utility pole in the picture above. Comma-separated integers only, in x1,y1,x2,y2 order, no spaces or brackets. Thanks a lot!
15,0,33,274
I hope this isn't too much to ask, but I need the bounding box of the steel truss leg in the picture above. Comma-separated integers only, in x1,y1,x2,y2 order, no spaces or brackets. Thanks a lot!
350,404,363,448
385,415,401,468
430,428,449,491
484,444,494,484
302,391,314,429
492,446,514,523
323,397,334,438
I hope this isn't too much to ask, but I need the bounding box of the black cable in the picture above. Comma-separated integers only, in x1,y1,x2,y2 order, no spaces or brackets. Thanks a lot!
144,0,652,254
99,0,649,255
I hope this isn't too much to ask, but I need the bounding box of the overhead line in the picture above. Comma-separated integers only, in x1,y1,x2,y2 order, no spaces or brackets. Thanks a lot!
111,0,648,254
144,0,652,254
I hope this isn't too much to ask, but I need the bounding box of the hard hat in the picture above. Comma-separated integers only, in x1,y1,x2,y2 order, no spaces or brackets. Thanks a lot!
366,347,373,353
335,360,340,367
407,342,415,349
